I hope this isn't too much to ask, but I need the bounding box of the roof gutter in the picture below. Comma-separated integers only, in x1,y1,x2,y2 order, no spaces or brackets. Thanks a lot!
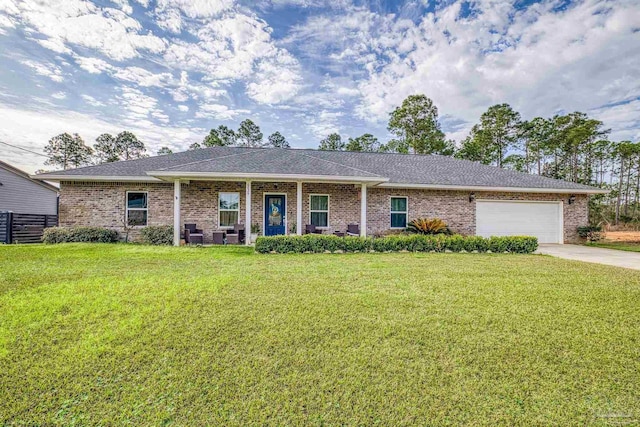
145,171,389,184
30,175,163,182
377,182,609,194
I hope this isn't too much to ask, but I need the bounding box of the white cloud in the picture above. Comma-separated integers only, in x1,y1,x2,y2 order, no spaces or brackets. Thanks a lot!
5,0,166,60
115,86,170,124
267,0,351,8
178,104,189,112
80,94,106,107
163,11,302,103
74,56,113,74
33,37,72,54
20,60,64,82
51,91,66,99
152,0,236,35
352,0,640,130
156,7,182,33
0,14,16,31
157,0,235,18
164,13,272,79
304,110,344,139
109,0,133,15
194,103,250,120
112,66,173,87
285,7,388,64
246,50,302,104
591,100,640,142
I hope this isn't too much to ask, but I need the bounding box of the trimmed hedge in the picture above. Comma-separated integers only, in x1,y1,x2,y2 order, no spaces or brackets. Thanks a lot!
255,234,538,254
140,225,174,245
43,227,119,244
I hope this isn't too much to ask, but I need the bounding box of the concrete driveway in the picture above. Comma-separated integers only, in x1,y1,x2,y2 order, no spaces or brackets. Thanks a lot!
537,244,640,270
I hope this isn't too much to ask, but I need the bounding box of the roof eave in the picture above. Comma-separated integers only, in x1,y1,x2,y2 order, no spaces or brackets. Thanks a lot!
377,182,609,194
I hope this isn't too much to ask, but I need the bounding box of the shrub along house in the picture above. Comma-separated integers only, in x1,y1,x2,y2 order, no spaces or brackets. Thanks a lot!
33,147,606,245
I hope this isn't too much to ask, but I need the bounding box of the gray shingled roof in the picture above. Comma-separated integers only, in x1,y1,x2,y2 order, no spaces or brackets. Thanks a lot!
155,148,380,177
35,146,603,192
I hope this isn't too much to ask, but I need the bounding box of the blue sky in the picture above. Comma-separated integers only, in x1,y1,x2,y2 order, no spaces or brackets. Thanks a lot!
1,0,639,172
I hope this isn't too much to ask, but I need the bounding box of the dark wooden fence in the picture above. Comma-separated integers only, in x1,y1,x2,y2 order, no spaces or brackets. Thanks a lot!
0,212,58,244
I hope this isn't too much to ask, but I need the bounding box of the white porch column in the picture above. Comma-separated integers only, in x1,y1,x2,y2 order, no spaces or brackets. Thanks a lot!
173,179,181,246
296,181,303,235
360,183,367,237
245,181,252,245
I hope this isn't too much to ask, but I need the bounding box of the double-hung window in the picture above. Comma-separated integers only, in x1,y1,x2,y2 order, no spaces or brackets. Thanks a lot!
126,192,148,226
390,196,408,228
310,194,329,227
219,192,240,228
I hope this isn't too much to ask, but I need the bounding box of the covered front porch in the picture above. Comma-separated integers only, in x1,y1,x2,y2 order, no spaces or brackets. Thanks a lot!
166,178,378,246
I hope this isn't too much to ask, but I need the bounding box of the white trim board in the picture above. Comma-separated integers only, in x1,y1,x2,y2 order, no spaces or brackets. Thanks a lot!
378,182,607,194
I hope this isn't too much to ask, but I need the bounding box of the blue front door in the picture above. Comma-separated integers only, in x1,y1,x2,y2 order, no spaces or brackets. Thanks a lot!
265,195,286,236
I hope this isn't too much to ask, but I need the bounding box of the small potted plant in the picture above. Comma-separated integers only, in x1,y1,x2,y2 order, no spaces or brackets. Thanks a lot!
250,223,260,242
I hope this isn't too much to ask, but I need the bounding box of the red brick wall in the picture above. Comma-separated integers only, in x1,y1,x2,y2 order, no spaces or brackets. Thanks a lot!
301,183,360,234
367,188,587,242
59,181,588,243
60,181,246,243
249,182,296,234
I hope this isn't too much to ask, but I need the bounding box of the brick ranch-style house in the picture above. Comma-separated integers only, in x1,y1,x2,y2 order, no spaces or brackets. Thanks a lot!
34,147,607,245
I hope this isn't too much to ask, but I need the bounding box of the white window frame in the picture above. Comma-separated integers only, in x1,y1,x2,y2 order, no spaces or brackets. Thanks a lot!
309,194,330,228
219,192,240,229
126,191,148,227
390,196,408,229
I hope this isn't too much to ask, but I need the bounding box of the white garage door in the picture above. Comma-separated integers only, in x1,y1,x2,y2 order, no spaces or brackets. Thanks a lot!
476,201,562,244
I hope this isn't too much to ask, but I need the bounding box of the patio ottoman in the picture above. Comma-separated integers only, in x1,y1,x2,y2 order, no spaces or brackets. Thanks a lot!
212,230,226,245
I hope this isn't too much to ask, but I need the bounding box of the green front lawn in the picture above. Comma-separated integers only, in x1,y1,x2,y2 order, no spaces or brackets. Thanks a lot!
1,244,639,425
588,241,640,253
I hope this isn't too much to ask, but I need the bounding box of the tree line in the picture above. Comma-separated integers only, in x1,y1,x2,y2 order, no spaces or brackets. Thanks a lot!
41,119,290,171
188,119,289,150
42,131,150,170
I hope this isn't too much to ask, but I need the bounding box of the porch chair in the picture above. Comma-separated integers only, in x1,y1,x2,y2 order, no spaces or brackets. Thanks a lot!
226,223,245,244
346,223,360,237
184,224,204,245
212,230,226,245
305,224,323,235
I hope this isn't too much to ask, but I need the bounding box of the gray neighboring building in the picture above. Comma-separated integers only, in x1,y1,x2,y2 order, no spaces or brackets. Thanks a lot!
0,161,58,215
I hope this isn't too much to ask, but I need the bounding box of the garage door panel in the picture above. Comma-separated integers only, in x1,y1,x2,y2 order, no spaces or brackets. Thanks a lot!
476,201,561,244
